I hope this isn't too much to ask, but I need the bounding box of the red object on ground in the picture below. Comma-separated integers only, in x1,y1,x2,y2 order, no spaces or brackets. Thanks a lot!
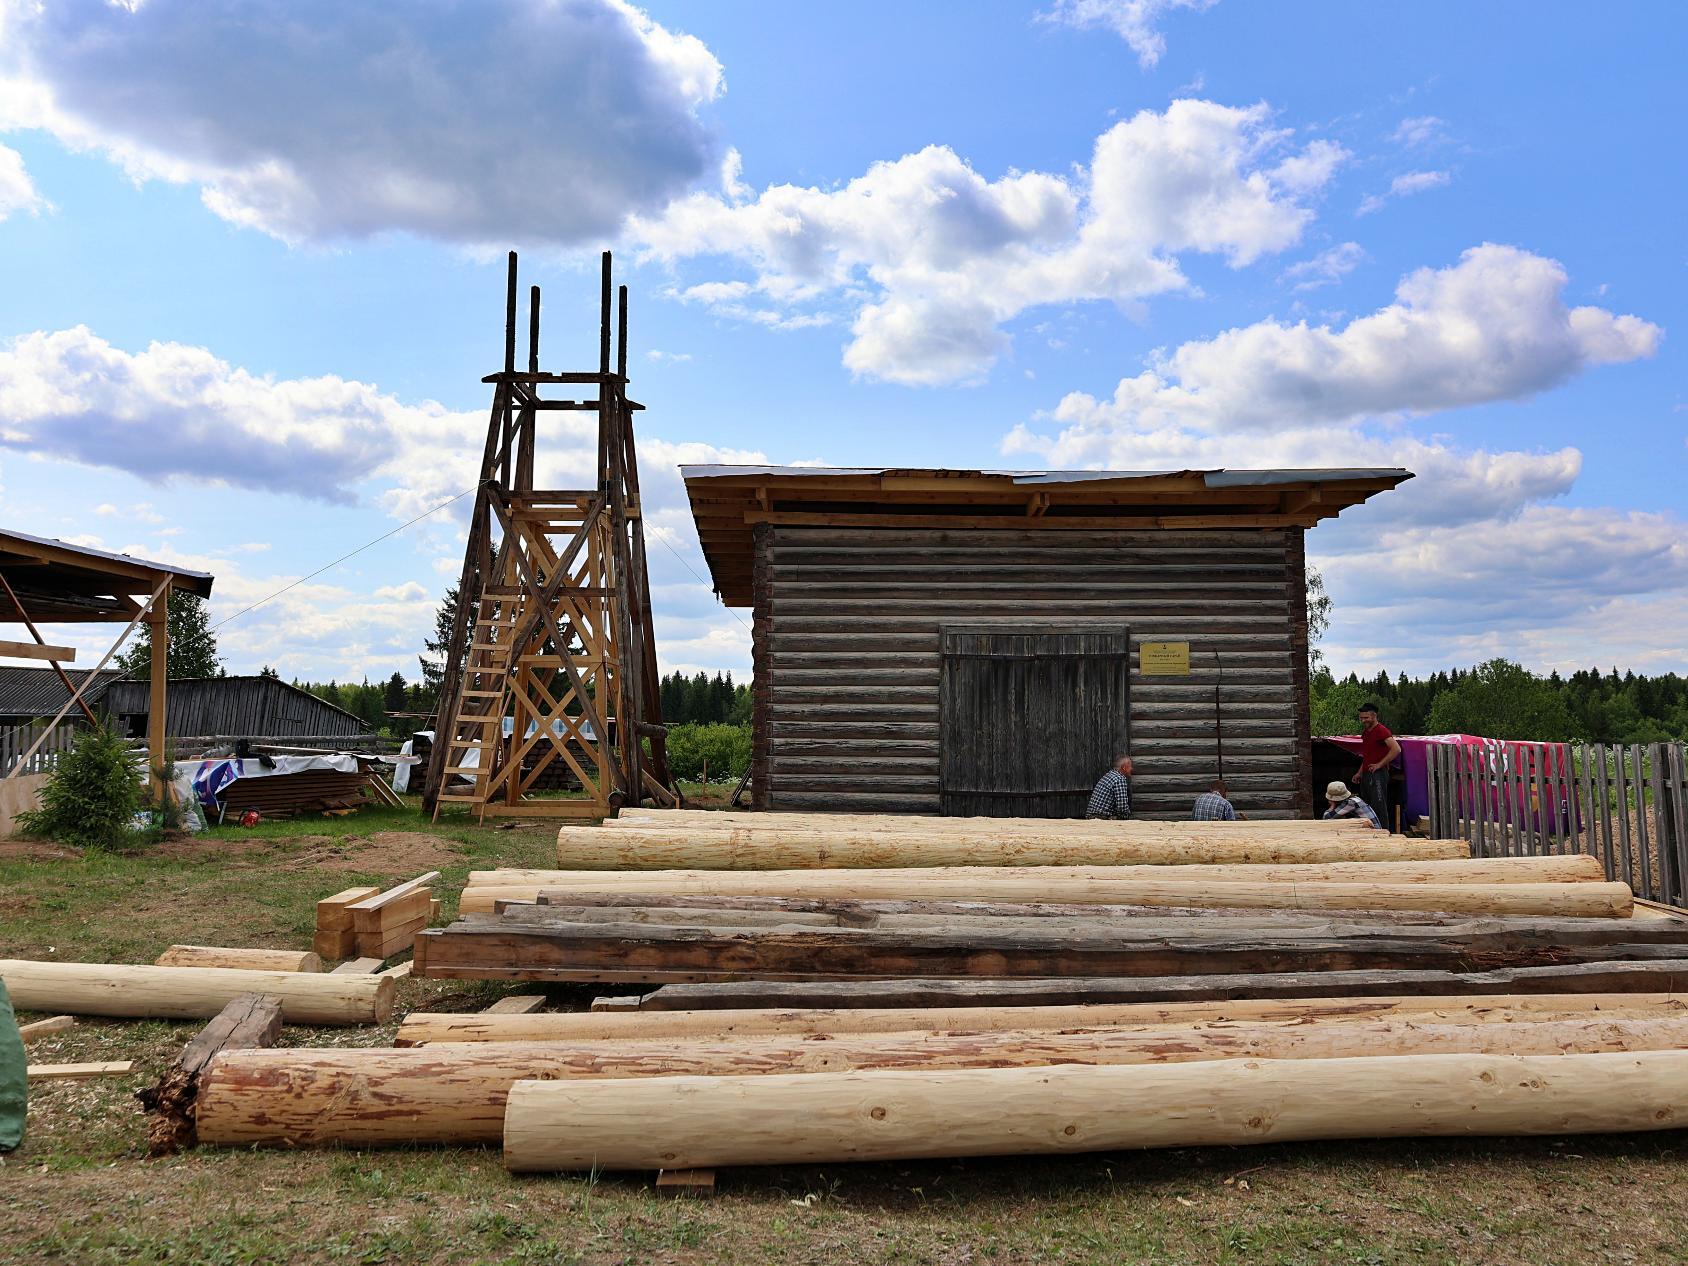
239,810,261,828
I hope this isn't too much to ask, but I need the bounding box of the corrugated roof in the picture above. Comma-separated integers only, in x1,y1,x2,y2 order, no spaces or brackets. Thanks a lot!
0,667,122,719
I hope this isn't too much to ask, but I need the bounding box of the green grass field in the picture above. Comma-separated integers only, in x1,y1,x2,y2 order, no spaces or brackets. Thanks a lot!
3,808,1687,1265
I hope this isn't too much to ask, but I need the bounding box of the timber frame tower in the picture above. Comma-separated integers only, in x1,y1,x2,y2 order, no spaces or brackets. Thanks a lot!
421,251,674,820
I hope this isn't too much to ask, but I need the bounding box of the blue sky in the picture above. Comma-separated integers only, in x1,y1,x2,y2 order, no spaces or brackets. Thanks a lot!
0,0,1682,684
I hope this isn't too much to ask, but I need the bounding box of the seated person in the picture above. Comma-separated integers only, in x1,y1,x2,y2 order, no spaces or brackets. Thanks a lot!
1191,779,1238,821
1322,779,1381,828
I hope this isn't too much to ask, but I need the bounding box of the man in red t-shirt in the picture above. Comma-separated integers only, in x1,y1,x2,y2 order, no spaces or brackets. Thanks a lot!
1353,702,1402,832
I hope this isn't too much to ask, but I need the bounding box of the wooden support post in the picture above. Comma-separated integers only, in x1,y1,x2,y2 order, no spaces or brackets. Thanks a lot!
147,577,170,801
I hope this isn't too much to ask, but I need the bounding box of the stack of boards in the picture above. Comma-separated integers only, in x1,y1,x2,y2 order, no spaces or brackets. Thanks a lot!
313,872,439,962
184,809,1688,1174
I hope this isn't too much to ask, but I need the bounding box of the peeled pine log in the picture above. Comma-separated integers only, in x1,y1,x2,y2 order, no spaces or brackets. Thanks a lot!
503,1048,1688,1171
0,959,395,1026
199,1016,1688,1148
155,946,323,973
560,830,1463,870
611,809,1371,833
632,958,1688,1010
395,991,1688,1046
460,878,1633,919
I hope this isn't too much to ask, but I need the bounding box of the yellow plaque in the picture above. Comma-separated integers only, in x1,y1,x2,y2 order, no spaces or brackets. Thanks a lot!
1140,641,1190,676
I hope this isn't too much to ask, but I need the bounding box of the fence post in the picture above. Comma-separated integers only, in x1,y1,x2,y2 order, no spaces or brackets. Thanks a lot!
1668,744,1688,909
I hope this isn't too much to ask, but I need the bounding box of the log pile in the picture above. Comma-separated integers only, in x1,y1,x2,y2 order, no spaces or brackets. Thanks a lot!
177,810,1688,1173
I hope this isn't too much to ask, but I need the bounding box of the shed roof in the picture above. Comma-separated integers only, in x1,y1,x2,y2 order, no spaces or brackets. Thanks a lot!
0,666,123,719
682,465,1412,606
0,528,214,623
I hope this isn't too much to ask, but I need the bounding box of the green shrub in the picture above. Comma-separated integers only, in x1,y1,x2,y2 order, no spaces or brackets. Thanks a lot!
664,722,751,783
16,726,144,850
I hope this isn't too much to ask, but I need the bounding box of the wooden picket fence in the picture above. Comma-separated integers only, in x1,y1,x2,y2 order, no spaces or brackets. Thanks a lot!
1424,741,1688,908
0,720,81,779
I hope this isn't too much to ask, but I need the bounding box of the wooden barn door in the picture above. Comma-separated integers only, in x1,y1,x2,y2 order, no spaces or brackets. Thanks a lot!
939,626,1130,818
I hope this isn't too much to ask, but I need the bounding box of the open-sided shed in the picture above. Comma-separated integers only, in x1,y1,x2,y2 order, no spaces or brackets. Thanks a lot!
0,528,214,795
684,466,1410,818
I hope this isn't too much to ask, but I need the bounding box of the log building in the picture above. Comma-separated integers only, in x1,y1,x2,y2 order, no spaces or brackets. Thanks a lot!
684,467,1410,819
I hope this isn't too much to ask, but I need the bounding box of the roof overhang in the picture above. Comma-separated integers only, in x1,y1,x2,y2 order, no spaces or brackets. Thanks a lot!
0,529,215,623
682,465,1412,606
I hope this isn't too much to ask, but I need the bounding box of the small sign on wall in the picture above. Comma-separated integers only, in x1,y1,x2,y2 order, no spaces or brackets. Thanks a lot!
1139,641,1191,676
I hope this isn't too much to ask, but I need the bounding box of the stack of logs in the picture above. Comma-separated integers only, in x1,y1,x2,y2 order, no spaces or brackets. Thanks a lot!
172,809,1688,1174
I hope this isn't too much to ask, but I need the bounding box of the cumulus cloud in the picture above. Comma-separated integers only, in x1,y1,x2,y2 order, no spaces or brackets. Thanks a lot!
1004,243,1672,676
632,100,1345,385
0,0,722,244
1039,0,1218,68
0,141,44,219
0,326,472,502
1358,169,1450,216
1281,241,1366,291
1010,245,1660,443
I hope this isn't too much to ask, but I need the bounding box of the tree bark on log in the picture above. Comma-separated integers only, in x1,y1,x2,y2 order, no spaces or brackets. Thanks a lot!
394,991,1688,1046
199,1016,1688,1148
0,959,395,1025
457,878,1633,919
501,1049,1688,1171
629,958,1688,1010
411,910,1678,984
610,809,1372,833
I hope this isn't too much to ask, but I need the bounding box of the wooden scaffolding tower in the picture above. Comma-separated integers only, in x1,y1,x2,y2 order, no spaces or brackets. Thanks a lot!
420,251,674,820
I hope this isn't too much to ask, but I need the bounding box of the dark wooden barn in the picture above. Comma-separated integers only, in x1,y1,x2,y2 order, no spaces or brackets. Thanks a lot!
684,466,1410,819
102,675,367,743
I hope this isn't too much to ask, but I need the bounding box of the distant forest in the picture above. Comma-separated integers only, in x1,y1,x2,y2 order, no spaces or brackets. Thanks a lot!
658,671,752,727
1311,660,1688,744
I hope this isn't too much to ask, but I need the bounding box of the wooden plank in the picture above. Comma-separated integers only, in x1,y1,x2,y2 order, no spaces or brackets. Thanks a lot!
315,885,382,933
352,888,433,937
28,1061,134,1080
328,957,385,975
312,928,359,961
138,992,283,1155
17,1015,75,1043
656,1169,717,1198
633,959,1688,1010
345,872,441,921
483,994,548,1014
0,638,75,661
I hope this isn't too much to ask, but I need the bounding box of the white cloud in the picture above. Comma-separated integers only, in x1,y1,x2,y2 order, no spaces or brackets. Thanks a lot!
1281,241,1366,291
0,326,475,502
1358,169,1451,216
0,141,44,219
646,349,693,363
1039,0,1218,68
1390,116,1444,148
0,0,722,245
1004,243,1673,678
632,100,1345,385
1011,245,1660,443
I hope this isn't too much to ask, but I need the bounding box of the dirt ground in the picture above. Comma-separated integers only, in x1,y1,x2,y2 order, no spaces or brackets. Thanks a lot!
4,809,1688,1264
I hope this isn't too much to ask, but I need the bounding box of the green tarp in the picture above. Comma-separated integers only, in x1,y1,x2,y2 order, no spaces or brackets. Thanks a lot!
0,978,25,1151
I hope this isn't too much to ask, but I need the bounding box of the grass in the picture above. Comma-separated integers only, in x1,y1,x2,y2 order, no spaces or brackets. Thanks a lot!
3,808,1687,1264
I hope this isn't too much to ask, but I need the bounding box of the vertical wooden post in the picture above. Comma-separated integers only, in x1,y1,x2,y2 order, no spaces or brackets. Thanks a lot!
1613,746,1633,891
1595,745,1616,881
504,252,519,375
1668,744,1688,909
1632,744,1653,902
1578,743,1597,863
1424,745,1441,838
147,578,171,801
1645,744,1670,905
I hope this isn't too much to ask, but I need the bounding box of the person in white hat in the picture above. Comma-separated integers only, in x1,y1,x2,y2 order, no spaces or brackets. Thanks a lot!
1322,778,1381,828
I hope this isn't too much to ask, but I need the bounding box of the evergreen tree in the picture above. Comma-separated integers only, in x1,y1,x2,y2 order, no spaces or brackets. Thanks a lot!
115,591,222,680
383,672,407,715
419,583,461,696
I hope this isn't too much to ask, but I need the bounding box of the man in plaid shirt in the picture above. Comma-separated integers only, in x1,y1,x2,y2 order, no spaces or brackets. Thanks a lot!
1085,754,1133,819
1191,779,1239,820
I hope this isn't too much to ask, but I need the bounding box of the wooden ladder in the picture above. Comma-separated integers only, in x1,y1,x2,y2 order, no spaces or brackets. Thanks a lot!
433,592,521,817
